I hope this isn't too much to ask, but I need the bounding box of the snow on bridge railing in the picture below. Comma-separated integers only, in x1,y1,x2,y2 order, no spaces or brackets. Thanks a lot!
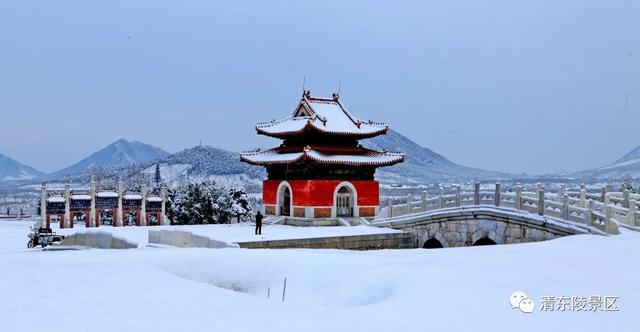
378,182,640,235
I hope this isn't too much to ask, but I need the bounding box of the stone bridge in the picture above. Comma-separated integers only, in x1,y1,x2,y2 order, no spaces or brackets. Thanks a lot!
373,205,604,248
372,182,640,248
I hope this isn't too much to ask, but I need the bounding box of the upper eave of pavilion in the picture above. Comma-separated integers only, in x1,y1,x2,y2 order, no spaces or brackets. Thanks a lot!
255,91,388,139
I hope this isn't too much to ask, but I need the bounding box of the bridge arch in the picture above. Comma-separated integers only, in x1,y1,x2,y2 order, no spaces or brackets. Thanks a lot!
422,237,444,249
473,237,497,246
468,228,502,246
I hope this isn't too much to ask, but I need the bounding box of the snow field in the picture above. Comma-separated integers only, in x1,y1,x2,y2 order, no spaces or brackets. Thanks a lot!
0,220,637,332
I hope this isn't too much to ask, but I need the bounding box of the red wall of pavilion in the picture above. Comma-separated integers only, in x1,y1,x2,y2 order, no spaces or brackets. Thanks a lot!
263,179,379,207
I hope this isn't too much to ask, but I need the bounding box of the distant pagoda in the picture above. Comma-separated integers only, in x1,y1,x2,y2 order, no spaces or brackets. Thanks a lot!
240,90,404,219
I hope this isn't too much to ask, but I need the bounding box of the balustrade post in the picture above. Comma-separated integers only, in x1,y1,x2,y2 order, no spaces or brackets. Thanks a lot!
407,194,413,214
623,189,630,208
558,184,566,202
456,186,461,207
387,198,393,218
494,182,501,207
537,186,545,216
515,185,523,210
628,199,637,227
579,187,587,208
438,187,444,209
604,202,617,234
421,191,427,212
601,186,608,202
585,200,594,226
474,182,480,205
562,194,569,220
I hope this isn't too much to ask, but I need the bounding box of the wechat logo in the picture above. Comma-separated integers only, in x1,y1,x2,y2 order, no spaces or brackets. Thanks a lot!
510,291,535,313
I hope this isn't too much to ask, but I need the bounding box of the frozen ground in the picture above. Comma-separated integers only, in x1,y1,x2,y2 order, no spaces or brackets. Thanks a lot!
0,219,638,332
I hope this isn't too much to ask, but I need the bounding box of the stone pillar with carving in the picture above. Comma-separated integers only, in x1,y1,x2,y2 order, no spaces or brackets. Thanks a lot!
117,180,124,227
90,176,97,227
40,183,47,227
64,184,71,228
140,184,147,226
161,185,168,225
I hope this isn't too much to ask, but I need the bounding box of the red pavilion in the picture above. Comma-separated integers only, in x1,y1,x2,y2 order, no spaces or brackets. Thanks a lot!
240,91,404,219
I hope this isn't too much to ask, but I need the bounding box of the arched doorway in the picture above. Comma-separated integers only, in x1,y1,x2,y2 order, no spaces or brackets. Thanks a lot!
335,186,355,217
277,183,292,217
473,237,497,246
423,238,444,249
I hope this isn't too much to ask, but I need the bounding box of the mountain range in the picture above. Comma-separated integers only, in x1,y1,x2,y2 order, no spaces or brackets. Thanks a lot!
364,130,512,183
0,154,44,181
3,131,640,186
570,146,640,180
47,139,169,178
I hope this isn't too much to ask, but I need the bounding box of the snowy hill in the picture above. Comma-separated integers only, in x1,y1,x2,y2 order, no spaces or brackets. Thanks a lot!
0,154,44,181
571,145,640,180
364,130,513,183
142,145,265,188
49,139,169,178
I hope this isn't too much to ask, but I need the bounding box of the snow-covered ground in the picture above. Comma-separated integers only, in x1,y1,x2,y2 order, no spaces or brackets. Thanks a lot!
0,219,637,332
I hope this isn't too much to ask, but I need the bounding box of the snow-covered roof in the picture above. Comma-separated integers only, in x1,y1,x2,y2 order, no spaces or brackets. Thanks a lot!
97,191,118,198
240,146,404,166
47,196,66,203
71,194,91,200
124,194,142,200
147,197,163,202
255,92,388,138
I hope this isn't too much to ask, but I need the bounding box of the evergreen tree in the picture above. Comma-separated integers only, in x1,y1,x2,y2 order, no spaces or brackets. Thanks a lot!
215,187,252,223
154,163,161,185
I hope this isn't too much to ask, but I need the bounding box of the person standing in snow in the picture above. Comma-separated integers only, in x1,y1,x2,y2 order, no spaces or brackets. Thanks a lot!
254,211,263,235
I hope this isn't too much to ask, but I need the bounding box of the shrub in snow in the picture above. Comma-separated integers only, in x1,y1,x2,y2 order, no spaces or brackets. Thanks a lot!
168,181,251,224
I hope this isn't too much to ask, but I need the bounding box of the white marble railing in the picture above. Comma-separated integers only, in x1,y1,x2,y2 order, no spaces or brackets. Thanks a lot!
379,183,640,235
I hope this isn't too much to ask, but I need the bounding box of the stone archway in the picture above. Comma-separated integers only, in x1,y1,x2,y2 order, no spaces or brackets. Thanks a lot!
276,181,293,217
333,182,358,218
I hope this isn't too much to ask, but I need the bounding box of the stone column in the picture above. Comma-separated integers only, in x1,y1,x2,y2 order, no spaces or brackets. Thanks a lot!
474,182,480,205
90,176,97,227
494,183,501,207
438,187,444,209
421,191,427,211
515,185,523,210
140,184,147,226
407,194,412,214
117,180,124,227
579,187,587,208
455,186,461,207
64,184,71,229
161,186,168,225
537,186,545,216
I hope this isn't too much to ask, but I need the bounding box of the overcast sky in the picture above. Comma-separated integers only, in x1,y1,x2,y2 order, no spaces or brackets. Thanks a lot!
0,0,638,174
